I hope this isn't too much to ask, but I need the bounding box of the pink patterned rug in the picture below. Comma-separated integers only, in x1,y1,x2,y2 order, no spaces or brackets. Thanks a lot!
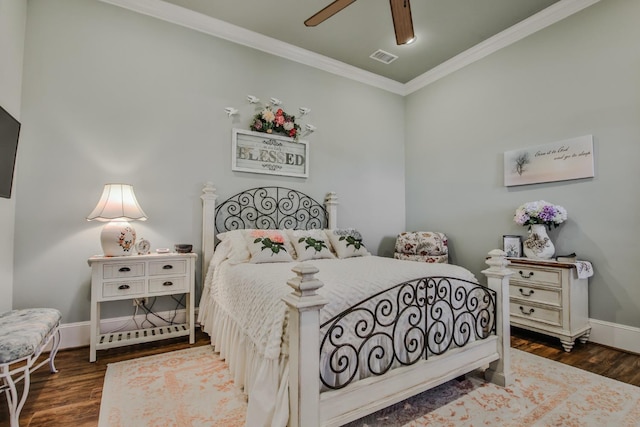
99,346,640,427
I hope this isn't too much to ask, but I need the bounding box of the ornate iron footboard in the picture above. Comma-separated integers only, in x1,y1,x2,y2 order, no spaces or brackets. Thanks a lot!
319,276,497,390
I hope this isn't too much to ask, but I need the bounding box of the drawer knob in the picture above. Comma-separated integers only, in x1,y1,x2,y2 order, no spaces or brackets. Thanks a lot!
118,284,130,290
163,281,173,287
518,270,534,279
162,265,174,270
118,267,131,272
519,306,535,315
519,288,535,297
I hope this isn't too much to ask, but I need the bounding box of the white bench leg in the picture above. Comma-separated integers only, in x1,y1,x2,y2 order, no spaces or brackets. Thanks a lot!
48,329,61,373
1,324,61,426
1,363,31,427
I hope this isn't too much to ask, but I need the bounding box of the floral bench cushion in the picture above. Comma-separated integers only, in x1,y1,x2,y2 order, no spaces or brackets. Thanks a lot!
0,308,62,364
394,231,448,264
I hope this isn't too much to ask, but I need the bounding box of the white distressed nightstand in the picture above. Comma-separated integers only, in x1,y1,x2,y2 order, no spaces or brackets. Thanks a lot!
508,258,591,352
88,252,197,362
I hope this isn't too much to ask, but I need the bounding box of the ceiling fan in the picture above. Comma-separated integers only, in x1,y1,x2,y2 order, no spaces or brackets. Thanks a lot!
305,0,415,46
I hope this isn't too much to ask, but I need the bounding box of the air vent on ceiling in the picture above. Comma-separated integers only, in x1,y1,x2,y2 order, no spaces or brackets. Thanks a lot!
369,49,398,65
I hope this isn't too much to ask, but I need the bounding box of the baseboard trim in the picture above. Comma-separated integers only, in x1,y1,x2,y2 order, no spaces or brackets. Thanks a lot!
53,314,639,355
588,318,640,355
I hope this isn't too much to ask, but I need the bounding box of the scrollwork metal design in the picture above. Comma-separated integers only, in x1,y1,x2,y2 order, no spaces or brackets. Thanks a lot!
319,276,496,390
215,187,327,233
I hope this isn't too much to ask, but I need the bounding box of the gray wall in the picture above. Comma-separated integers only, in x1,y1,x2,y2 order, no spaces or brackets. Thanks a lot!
0,0,27,312
405,0,640,328
11,0,639,330
15,0,406,323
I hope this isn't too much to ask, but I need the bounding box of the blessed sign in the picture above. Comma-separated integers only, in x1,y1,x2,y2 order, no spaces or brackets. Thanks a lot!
504,135,594,186
232,128,309,178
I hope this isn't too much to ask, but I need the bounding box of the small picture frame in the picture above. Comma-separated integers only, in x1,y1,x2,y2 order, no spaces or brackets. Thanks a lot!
503,235,522,258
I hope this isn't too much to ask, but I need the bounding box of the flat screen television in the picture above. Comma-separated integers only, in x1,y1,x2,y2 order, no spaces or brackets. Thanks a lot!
0,105,21,199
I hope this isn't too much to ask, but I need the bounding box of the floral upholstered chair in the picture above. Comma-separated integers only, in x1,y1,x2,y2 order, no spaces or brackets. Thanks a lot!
394,231,448,264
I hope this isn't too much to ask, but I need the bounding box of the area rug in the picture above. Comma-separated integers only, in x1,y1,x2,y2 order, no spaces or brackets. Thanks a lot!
99,346,640,427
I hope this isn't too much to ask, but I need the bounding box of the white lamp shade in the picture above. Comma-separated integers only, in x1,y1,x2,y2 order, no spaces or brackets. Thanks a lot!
87,184,147,256
87,184,147,221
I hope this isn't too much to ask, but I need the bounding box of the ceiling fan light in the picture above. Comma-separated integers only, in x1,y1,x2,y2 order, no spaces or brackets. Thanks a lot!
403,36,417,45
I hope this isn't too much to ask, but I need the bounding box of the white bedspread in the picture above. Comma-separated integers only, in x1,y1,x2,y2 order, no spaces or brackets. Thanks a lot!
199,256,480,427
211,256,476,360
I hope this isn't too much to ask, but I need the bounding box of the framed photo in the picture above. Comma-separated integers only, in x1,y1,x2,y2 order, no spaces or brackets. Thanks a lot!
503,235,522,258
232,128,309,178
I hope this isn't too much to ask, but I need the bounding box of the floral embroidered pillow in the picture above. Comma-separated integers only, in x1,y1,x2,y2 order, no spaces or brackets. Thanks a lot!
245,229,294,263
287,229,335,262
325,228,370,259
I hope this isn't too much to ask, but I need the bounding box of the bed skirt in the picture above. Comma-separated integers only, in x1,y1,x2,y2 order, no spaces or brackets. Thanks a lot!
199,288,290,427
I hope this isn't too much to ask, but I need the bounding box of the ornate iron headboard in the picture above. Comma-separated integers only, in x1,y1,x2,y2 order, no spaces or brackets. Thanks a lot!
214,187,328,233
201,183,337,286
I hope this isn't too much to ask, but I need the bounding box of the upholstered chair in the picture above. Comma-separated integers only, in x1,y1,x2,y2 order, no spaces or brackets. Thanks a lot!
394,231,448,263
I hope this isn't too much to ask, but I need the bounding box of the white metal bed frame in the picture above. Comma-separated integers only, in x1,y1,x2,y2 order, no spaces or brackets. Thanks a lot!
200,183,513,427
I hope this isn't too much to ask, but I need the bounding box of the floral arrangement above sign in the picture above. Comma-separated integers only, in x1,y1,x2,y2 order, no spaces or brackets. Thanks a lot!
514,200,567,260
224,95,316,142
250,105,301,139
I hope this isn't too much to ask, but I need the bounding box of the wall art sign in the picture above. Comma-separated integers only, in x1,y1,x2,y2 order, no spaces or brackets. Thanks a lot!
504,135,594,186
232,128,309,178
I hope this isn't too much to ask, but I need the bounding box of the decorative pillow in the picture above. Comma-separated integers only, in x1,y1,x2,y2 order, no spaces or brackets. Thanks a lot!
211,238,232,266
245,229,294,263
287,229,335,262
217,230,251,265
325,228,370,259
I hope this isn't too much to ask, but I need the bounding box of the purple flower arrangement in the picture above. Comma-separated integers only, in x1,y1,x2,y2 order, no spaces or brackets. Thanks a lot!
514,200,567,230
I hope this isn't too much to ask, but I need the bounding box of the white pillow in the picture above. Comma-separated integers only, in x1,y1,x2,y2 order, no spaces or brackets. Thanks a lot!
217,230,251,265
245,229,294,263
287,229,335,262
211,238,232,267
325,228,371,259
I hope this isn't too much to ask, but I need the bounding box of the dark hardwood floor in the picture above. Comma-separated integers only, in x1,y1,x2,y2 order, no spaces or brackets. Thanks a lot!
1,327,638,427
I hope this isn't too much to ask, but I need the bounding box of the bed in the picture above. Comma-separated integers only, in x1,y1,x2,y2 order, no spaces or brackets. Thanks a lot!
198,184,513,427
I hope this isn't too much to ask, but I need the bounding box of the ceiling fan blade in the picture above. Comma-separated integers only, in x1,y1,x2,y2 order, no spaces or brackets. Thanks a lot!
389,0,415,45
305,0,356,27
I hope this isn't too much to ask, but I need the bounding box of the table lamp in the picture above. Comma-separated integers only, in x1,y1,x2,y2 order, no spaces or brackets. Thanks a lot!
87,183,147,256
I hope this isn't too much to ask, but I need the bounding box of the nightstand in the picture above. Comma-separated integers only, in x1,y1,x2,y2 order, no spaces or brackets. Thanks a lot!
508,258,591,352
88,252,197,362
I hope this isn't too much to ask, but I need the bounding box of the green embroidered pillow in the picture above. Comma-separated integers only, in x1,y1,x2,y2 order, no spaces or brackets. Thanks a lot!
245,229,294,263
287,229,335,262
325,228,371,259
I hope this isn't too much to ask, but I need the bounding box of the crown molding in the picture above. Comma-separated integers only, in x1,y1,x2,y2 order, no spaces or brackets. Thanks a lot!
98,0,406,95
100,0,599,97
403,0,601,95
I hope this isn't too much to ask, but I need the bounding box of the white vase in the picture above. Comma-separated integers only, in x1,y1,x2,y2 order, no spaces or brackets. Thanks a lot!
523,224,555,260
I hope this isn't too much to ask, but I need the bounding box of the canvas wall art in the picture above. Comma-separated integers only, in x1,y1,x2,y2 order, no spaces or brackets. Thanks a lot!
504,135,594,186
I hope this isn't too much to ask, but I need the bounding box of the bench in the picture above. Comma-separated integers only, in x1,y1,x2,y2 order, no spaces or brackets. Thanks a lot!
0,308,62,427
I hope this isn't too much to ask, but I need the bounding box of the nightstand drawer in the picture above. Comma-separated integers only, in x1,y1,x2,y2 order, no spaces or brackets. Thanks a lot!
149,276,187,293
511,302,562,326
103,262,145,279
149,260,187,276
511,266,561,287
510,284,561,307
103,280,145,298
